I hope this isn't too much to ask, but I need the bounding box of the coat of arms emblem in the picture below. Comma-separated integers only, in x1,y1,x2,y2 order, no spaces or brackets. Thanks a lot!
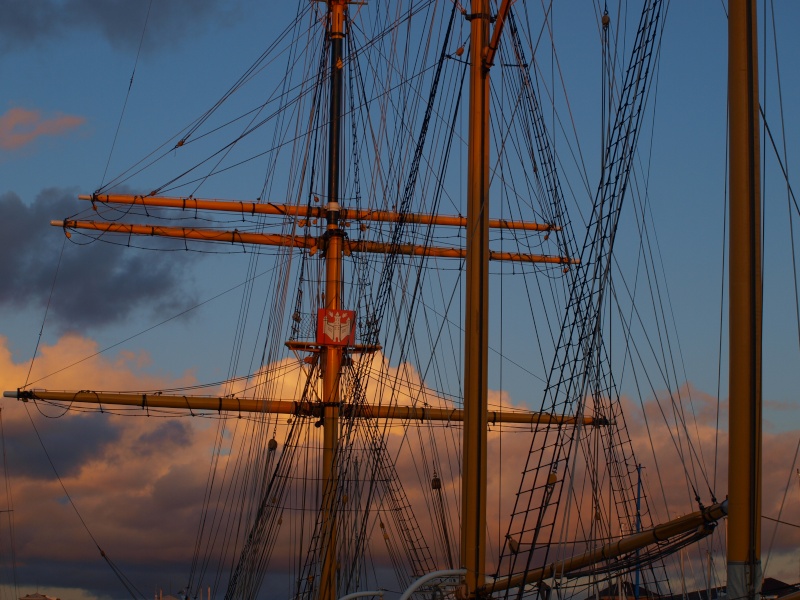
317,309,356,346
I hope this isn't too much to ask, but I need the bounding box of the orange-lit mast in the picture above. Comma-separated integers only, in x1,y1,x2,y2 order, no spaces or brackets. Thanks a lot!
727,1,762,599
460,0,514,594
462,0,490,594
319,2,346,599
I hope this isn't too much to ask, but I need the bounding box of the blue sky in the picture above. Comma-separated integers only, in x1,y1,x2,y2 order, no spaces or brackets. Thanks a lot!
3,0,798,403
1,1,800,599
3,1,798,398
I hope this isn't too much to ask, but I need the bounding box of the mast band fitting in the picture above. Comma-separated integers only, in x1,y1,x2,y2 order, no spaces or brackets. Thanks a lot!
465,12,495,22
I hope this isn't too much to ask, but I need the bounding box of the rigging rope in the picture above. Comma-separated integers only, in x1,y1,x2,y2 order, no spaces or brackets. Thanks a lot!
13,225,146,597
100,0,153,189
499,2,670,595
20,403,147,600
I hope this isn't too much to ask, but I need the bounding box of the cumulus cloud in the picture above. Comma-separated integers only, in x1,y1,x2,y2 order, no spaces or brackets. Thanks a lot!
2,336,798,599
0,333,209,597
624,385,800,588
0,188,197,332
0,0,245,53
0,343,533,598
0,107,85,151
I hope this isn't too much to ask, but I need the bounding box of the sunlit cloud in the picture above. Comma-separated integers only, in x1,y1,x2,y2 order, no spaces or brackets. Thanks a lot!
0,333,208,597
624,385,800,587
1,337,798,598
0,340,534,597
0,107,85,151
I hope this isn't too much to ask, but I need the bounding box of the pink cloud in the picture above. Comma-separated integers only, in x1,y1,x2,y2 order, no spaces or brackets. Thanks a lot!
0,334,210,565
621,385,800,586
2,339,799,596
0,107,85,150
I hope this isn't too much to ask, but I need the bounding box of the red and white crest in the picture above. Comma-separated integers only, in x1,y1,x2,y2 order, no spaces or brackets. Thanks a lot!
317,309,356,346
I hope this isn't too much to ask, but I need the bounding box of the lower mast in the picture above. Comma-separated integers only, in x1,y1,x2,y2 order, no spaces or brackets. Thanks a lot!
462,0,490,595
320,2,346,600
727,1,762,599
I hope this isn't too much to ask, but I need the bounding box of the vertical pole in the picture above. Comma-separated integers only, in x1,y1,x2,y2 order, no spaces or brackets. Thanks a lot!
727,1,762,600
634,464,642,600
462,0,490,596
320,3,346,600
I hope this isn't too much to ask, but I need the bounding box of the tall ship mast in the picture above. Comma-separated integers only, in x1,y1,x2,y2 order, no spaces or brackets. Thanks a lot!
3,2,789,599
727,1,762,599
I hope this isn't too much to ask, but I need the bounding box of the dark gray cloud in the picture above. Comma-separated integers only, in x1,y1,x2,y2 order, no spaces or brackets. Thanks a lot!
0,0,245,53
0,188,198,332
13,557,196,600
3,409,121,480
133,419,192,456
2,410,229,600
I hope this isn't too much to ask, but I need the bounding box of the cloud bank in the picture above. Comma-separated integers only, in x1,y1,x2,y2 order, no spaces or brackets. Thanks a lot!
0,333,208,599
625,385,800,591
0,337,797,599
0,188,197,332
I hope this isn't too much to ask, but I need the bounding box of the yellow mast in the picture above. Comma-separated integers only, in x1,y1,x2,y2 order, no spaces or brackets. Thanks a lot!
460,0,514,593
462,0,490,595
727,1,762,599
